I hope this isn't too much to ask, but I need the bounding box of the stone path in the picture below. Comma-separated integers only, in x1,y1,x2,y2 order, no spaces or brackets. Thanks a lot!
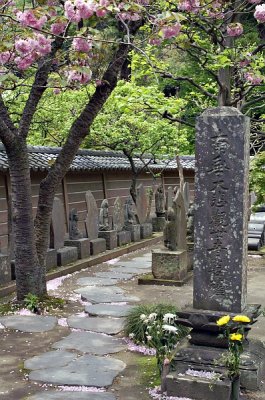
0,252,152,399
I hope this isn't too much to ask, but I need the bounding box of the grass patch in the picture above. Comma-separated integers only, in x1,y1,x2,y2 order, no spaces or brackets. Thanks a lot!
138,355,160,388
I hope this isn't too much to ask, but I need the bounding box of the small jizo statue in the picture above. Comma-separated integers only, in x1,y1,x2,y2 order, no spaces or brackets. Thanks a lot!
187,203,195,242
69,208,83,240
99,199,110,231
155,184,166,217
124,196,137,227
163,207,178,251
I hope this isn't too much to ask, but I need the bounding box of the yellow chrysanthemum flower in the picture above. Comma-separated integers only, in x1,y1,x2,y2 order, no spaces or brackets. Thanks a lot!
232,315,251,323
216,315,230,326
230,333,243,341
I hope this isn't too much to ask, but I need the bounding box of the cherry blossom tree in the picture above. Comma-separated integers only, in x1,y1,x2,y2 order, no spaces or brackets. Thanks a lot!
0,0,263,299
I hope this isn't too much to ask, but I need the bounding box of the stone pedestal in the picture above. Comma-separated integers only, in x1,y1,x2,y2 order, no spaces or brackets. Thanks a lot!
98,230,117,250
152,249,187,281
126,224,141,242
46,249,57,271
64,238,90,259
152,216,166,232
187,242,194,271
166,336,265,393
117,230,131,246
57,247,78,267
0,254,11,284
90,238,106,255
140,223,152,239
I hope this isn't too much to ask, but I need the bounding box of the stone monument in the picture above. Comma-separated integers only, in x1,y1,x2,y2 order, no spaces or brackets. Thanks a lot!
64,208,90,259
112,197,131,246
0,240,11,284
135,184,153,239
152,184,166,232
186,202,195,271
50,198,78,267
165,108,263,397
165,186,173,214
98,199,117,250
183,181,190,214
85,191,106,255
124,196,141,242
152,189,188,283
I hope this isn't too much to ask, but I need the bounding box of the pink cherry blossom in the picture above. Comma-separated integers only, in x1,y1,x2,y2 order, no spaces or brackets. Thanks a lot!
35,34,52,55
16,10,47,29
51,22,67,35
161,23,181,39
67,68,92,84
178,0,200,13
64,0,82,22
0,51,13,65
76,0,95,18
72,37,92,52
245,72,263,85
254,4,265,22
149,37,162,46
15,39,32,54
227,22,243,37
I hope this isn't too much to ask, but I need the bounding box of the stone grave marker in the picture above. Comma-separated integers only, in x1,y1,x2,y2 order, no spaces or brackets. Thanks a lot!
193,107,249,313
183,181,190,214
112,197,124,231
135,183,148,224
166,186,173,211
50,197,65,250
85,191,99,240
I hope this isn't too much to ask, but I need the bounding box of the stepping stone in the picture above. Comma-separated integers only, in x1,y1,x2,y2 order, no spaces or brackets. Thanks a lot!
86,304,134,317
52,331,126,355
77,277,120,286
109,267,149,275
27,392,116,400
28,353,126,387
75,286,139,304
0,315,57,332
67,316,124,335
94,272,134,280
25,351,78,370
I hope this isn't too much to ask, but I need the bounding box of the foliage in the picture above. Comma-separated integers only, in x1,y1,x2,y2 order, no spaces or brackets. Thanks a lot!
124,303,189,372
250,151,265,207
24,293,65,313
216,314,252,378
24,293,39,312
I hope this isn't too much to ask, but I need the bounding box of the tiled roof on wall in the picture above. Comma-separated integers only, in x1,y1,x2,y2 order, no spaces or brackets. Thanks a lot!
0,144,195,172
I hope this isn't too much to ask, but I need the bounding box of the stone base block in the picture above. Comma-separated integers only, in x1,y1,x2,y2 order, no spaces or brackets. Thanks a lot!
152,216,166,232
248,237,261,251
140,223,152,239
64,238,90,259
57,247,78,267
0,254,11,284
187,242,194,271
166,370,232,400
46,249,57,271
126,224,141,242
152,249,188,280
90,238,106,255
98,230,117,250
117,231,131,246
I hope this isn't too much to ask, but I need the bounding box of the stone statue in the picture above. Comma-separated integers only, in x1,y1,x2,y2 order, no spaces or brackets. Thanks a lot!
99,199,110,231
163,207,177,250
124,196,137,228
187,203,195,242
155,184,165,217
69,208,83,240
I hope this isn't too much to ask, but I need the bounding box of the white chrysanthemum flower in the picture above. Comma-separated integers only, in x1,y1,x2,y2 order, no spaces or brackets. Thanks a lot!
162,324,178,333
163,313,176,323
148,312,157,321
144,319,149,324
129,333,135,339
140,314,146,320
147,335,152,341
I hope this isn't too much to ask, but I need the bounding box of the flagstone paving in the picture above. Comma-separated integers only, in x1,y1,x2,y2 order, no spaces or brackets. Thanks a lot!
85,303,135,317
76,277,120,286
0,315,57,332
94,271,135,280
27,392,117,400
67,315,125,335
109,266,149,275
75,285,140,304
27,354,126,386
52,331,126,355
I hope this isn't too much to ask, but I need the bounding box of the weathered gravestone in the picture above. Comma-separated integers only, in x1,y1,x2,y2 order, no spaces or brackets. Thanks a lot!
152,184,166,231
51,198,78,266
112,197,131,246
183,181,190,214
85,191,106,255
98,199,117,250
124,196,140,242
64,208,90,259
135,184,153,239
152,189,188,282
165,186,173,212
165,107,263,397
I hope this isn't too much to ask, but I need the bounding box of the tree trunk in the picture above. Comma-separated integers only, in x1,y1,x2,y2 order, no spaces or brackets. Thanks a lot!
7,139,45,301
